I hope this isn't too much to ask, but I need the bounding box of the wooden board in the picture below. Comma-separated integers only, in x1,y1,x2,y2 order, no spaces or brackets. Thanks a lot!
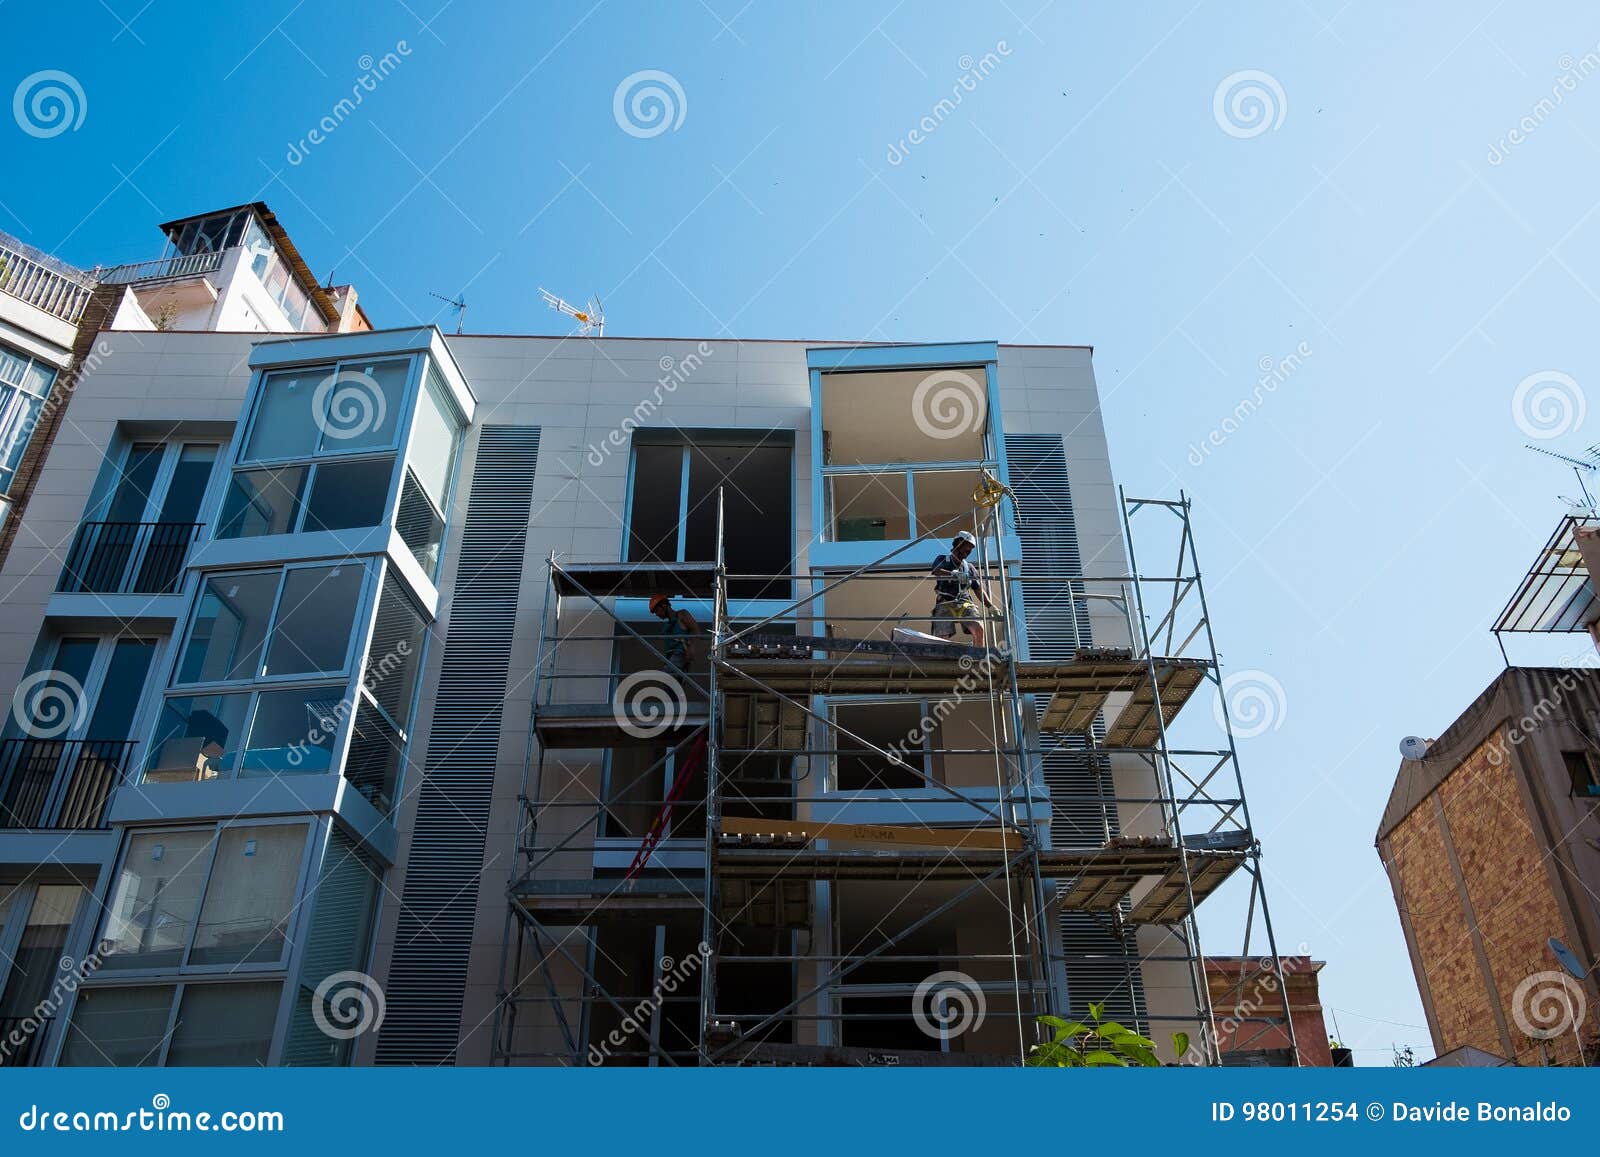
719,815,1023,851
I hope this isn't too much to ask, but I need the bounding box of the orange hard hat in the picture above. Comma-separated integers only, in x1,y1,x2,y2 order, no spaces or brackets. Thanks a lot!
648,593,670,612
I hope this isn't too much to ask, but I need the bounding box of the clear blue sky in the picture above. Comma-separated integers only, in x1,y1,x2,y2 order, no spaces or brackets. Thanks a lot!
11,0,1600,1064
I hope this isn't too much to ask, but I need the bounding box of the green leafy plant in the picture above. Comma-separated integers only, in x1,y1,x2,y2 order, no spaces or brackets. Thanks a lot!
1025,1003,1189,1067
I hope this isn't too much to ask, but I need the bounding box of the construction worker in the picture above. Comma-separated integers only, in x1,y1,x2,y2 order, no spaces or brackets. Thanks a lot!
648,593,700,685
930,530,998,648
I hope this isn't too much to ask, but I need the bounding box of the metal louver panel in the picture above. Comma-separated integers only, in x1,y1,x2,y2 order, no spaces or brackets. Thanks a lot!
376,426,540,1064
1005,432,1146,1030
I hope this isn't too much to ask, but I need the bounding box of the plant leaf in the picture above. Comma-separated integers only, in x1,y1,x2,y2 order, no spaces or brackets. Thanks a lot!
1083,1049,1127,1066
1172,1032,1190,1061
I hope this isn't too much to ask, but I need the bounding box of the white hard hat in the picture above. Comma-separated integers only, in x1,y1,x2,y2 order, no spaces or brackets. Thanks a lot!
953,530,978,547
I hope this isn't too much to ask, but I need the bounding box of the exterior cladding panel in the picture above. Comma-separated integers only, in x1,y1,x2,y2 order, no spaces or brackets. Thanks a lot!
376,425,540,1065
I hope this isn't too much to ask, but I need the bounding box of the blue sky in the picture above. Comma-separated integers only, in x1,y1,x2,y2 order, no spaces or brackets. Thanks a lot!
10,0,1600,1064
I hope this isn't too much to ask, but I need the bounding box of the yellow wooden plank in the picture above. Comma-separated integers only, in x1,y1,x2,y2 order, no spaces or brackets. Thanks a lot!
719,815,1023,851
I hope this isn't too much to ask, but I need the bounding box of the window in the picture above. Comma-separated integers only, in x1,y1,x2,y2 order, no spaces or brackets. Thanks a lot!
834,701,927,790
98,823,308,972
393,365,462,579
0,344,56,496
262,564,364,676
216,465,308,538
59,984,174,1066
1562,749,1600,796
59,981,282,1067
626,432,793,599
0,885,85,1024
99,829,215,970
363,573,425,727
150,563,369,785
165,982,280,1064
301,458,394,532
218,457,393,539
241,360,410,463
176,565,365,686
190,826,303,966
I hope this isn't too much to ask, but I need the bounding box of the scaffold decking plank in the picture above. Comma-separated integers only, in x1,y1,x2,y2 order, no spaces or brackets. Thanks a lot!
511,876,706,923
1103,662,1209,748
720,815,1023,851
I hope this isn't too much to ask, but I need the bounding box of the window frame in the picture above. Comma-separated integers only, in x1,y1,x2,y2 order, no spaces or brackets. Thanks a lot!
0,344,56,497
91,817,317,980
235,356,420,468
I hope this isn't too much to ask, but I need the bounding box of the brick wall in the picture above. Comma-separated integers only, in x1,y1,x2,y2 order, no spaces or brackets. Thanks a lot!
1386,729,1588,1064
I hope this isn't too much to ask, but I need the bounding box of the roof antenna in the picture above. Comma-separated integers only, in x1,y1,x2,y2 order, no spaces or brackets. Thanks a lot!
1525,443,1600,513
539,287,604,336
428,291,467,335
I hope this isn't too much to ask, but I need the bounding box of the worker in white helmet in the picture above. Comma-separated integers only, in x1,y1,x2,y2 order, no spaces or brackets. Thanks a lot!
929,529,998,648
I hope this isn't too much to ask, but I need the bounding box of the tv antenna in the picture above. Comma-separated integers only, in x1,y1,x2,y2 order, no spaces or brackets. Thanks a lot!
1525,443,1600,511
539,287,604,336
428,291,467,335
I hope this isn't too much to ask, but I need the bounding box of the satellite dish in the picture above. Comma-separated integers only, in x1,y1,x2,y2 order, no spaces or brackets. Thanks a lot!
1549,937,1588,980
1398,736,1432,761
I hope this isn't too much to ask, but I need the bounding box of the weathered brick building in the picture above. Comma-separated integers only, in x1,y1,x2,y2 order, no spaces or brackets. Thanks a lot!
1377,666,1600,1065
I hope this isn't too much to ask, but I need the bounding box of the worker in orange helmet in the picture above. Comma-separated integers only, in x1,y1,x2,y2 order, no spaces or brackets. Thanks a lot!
649,593,701,686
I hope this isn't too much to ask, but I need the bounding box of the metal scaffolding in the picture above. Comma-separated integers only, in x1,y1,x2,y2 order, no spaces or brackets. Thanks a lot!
491,487,1298,1066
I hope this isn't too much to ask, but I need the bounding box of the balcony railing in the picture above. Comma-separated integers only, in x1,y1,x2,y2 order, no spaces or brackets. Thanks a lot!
96,250,225,286
0,738,137,829
58,521,202,595
0,1017,52,1067
0,238,95,324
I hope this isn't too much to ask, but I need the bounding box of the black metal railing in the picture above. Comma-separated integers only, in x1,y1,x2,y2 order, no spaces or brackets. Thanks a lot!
0,1017,52,1067
0,738,137,829
57,521,203,595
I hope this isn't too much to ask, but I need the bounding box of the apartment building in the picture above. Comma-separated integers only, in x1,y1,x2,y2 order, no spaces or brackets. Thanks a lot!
0,319,1290,1066
1378,516,1600,1067
0,203,368,566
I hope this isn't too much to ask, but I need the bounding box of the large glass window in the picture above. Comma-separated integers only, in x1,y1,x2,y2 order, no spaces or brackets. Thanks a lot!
626,433,793,599
0,343,57,495
58,984,174,1066
0,885,84,1024
241,360,410,463
144,693,249,781
177,573,277,684
262,565,363,676
218,457,392,539
98,823,308,973
190,826,303,966
216,465,308,538
165,982,280,1064
99,829,215,970
175,564,367,687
